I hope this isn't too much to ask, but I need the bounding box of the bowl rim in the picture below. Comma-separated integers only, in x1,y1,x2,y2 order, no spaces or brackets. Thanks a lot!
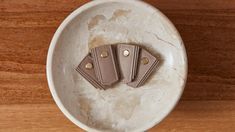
46,0,188,131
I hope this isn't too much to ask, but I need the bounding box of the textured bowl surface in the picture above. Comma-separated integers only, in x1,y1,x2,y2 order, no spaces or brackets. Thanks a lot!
47,0,188,131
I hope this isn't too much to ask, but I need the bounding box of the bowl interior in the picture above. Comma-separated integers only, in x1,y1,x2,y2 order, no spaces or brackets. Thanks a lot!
48,0,187,131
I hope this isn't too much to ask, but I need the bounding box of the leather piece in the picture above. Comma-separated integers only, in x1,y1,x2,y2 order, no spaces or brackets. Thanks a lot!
91,45,119,86
76,54,106,90
127,48,160,88
77,44,160,90
116,44,139,83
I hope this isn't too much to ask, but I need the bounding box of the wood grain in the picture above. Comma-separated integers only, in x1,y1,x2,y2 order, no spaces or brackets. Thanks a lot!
0,101,234,132
151,101,235,132
0,0,235,131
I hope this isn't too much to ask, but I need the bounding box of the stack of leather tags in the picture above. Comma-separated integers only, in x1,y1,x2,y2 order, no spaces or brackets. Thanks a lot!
76,44,160,90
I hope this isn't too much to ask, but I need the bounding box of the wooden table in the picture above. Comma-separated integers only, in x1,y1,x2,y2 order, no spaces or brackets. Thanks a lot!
0,0,235,131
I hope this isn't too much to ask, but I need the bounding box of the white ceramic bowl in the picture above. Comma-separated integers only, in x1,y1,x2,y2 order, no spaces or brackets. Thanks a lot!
46,0,188,131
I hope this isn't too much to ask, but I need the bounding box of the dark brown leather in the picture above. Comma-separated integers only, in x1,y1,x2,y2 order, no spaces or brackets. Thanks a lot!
91,45,119,86
116,44,139,83
76,54,106,89
127,48,160,88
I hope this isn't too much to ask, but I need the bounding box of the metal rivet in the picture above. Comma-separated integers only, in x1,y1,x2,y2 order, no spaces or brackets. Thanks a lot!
100,51,108,58
123,50,130,57
85,63,93,69
141,57,149,65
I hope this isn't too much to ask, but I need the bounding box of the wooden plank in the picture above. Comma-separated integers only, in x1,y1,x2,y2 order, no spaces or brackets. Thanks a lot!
0,0,89,12
144,0,235,10
0,71,53,104
0,12,69,28
180,25,235,100
0,27,54,104
0,101,234,132
152,101,235,132
0,28,53,65
0,103,80,132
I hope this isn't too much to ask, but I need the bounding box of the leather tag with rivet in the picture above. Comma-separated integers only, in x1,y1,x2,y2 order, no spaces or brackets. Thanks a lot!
76,54,106,90
85,62,93,69
123,50,130,57
141,57,149,65
127,48,160,88
91,45,119,86
116,44,139,83
100,51,108,58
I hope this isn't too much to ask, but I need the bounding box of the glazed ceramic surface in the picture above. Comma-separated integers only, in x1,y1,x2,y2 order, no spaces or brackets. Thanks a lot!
47,0,188,132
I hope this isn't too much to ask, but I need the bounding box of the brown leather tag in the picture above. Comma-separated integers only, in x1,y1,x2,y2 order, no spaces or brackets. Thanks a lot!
76,54,106,90
77,44,160,89
91,45,119,86
116,44,139,83
127,48,160,88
